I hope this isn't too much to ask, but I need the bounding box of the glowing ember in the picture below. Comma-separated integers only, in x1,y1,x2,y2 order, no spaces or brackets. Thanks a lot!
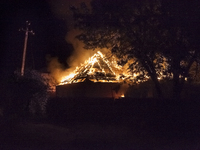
58,51,170,85
60,51,124,85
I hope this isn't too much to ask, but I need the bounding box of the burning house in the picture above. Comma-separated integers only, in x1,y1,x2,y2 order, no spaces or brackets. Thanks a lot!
56,51,128,99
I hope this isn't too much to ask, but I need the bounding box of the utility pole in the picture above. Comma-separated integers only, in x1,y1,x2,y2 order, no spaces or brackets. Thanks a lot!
19,21,35,76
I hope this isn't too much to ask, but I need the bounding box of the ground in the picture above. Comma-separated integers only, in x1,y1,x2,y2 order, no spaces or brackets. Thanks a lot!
1,98,200,150
0,121,199,150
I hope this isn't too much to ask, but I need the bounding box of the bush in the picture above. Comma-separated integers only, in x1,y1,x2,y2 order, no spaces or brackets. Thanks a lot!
7,70,54,118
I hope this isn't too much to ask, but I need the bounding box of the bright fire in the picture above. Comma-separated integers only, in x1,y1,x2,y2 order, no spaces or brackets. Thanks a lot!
60,51,124,85
121,94,125,98
58,51,170,86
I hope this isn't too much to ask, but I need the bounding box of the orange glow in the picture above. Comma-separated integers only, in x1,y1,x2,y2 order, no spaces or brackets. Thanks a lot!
58,51,169,85
121,94,125,98
59,51,126,85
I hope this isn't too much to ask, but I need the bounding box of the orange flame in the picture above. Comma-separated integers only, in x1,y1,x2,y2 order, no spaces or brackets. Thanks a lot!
58,51,169,85
121,94,125,98
59,51,125,85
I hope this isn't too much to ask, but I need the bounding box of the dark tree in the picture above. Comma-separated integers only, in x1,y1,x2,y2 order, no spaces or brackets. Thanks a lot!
6,70,52,118
71,0,164,97
71,0,200,98
160,0,200,99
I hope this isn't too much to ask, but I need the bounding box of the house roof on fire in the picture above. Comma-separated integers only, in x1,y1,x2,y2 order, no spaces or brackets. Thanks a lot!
61,51,122,84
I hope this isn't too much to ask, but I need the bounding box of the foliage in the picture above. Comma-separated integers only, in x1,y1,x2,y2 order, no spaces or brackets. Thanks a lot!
71,0,165,97
159,0,200,98
71,0,200,98
8,70,53,118
188,61,200,84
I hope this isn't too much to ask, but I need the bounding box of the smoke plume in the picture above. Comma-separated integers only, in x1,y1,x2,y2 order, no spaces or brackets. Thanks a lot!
46,0,97,82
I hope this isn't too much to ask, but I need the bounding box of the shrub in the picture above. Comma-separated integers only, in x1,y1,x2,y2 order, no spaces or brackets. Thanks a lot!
8,70,55,118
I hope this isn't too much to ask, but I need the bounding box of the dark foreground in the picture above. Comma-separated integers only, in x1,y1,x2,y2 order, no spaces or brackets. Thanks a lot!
1,98,200,150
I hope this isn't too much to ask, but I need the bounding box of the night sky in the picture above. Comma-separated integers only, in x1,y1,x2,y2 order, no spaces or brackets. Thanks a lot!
0,0,90,76
1,0,199,77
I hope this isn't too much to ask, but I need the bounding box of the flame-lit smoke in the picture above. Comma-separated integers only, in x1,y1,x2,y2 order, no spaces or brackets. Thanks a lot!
46,0,98,83
46,0,171,88
47,29,112,84
46,55,68,83
65,29,98,68
46,0,129,85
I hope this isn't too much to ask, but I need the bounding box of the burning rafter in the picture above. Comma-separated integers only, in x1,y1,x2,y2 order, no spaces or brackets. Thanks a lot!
60,51,123,85
58,51,172,86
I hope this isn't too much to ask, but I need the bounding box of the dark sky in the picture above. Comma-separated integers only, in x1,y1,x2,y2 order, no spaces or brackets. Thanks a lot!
1,0,199,76
0,0,78,75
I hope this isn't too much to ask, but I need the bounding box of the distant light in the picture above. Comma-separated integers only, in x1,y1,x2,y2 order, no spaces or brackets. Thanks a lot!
121,94,125,98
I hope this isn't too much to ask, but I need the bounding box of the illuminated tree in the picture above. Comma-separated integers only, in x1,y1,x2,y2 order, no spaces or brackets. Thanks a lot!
71,0,164,97
71,0,200,98
188,61,200,84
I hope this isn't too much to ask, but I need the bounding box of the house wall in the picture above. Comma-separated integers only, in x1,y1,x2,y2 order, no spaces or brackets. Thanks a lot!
56,82,121,98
